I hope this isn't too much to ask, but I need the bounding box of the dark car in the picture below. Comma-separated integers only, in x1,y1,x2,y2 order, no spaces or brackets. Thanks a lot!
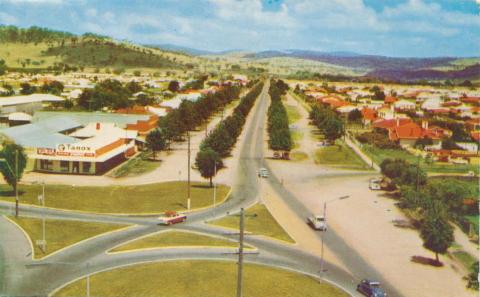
357,279,387,297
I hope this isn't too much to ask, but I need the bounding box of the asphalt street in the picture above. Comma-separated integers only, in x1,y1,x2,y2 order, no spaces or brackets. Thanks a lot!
0,80,401,297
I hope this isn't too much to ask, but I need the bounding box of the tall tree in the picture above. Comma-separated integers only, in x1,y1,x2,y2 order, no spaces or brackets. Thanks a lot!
168,80,180,93
0,59,7,76
146,129,167,160
420,204,454,264
195,148,222,187
0,142,27,217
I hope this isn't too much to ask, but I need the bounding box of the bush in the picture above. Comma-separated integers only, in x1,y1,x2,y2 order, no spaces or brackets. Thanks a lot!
267,80,292,151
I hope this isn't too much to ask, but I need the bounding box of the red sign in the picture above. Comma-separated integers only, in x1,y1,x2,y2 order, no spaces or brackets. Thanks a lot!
37,148,56,155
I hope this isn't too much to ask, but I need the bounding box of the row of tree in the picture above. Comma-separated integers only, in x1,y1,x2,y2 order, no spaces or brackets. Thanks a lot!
380,158,476,265
267,79,292,152
158,85,242,142
309,104,344,142
195,82,264,186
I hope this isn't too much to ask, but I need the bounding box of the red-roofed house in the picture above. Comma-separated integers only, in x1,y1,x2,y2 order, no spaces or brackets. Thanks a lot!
361,108,377,127
374,119,445,147
471,131,480,142
384,96,398,104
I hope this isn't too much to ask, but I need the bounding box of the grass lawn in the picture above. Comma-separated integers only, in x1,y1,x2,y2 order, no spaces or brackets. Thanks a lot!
451,250,477,270
466,215,479,234
315,142,370,170
8,216,128,259
290,151,309,162
363,144,479,174
110,230,239,253
0,182,230,214
53,260,348,297
285,104,301,124
210,203,294,243
290,130,303,149
108,152,160,178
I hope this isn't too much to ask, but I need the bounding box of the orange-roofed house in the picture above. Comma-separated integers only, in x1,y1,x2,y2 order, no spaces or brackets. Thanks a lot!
384,96,398,105
361,108,377,127
373,119,444,147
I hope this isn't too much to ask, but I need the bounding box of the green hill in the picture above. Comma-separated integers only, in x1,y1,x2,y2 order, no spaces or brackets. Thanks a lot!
0,25,190,71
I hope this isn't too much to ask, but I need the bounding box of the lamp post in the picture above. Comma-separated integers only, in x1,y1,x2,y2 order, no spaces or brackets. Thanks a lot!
319,195,350,280
36,181,46,252
213,161,217,217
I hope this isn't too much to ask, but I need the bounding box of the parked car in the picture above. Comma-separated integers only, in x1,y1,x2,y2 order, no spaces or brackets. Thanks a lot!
357,279,387,297
307,214,327,231
258,168,269,178
369,178,382,190
158,211,187,225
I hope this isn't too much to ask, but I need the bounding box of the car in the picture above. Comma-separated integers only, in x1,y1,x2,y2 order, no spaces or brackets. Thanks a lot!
158,211,187,225
307,214,327,231
357,279,387,297
258,168,269,178
369,178,382,190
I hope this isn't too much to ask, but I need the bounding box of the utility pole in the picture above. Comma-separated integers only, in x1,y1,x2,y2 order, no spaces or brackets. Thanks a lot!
15,150,18,218
37,182,46,252
236,208,245,297
213,161,217,217
187,131,191,210
86,262,90,297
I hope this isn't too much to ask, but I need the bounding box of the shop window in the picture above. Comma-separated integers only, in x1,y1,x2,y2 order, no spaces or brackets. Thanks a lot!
60,161,69,172
40,160,53,171
82,162,91,173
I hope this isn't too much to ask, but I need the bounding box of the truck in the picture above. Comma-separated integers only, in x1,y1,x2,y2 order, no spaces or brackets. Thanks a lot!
158,211,187,225
307,215,327,231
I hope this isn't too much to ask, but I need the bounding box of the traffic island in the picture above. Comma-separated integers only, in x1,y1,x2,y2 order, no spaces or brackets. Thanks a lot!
209,203,295,243
0,182,230,214
6,216,130,259
52,260,349,297
109,230,245,253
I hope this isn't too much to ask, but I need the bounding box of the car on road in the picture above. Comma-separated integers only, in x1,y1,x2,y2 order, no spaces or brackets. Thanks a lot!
158,211,187,225
357,279,387,297
258,168,269,178
369,178,382,190
307,214,327,231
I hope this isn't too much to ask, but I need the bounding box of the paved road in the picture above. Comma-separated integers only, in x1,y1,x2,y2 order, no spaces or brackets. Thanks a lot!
0,81,399,297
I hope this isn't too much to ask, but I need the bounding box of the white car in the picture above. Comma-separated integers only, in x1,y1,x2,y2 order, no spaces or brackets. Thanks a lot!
258,168,269,178
308,215,327,231
369,178,382,190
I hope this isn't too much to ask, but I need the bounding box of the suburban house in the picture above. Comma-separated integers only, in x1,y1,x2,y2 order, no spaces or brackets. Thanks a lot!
373,119,445,147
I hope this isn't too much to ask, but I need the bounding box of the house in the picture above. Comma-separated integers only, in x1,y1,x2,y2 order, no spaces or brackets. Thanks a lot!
361,108,377,127
393,99,416,111
377,106,395,120
384,96,398,104
373,119,445,147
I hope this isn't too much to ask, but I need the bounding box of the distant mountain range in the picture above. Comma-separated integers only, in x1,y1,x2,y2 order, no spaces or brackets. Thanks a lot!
146,44,242,56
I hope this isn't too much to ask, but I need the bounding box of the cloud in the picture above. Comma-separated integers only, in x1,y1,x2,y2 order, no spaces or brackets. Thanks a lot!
0,12,17,24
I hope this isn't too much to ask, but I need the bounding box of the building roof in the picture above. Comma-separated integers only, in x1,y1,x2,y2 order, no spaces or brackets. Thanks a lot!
0,94,64,107
1,116,80,149
70,122,137,139
361,108,377,121
33,111,150,129
8,112,32,122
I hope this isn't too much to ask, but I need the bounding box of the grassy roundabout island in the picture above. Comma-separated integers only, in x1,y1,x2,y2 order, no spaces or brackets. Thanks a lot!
7,216,129,259
0,182,230,214
210,203,294,243
53,260,349,297
109,230,240,253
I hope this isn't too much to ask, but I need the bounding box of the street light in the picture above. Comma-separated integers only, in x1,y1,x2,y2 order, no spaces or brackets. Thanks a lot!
319,195,350,280
32,181,47,252
212,161,217,217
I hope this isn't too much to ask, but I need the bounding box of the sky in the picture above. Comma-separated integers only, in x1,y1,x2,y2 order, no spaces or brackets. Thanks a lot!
0,0,479,57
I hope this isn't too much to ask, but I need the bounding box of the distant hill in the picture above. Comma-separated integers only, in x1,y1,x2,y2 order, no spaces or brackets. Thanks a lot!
0,25,189,70
244,50,459,70
366,63,480,81
147,44,242,56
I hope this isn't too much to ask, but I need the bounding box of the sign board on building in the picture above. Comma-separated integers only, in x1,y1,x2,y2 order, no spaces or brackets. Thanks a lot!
56,143,95,157
37,148,56,155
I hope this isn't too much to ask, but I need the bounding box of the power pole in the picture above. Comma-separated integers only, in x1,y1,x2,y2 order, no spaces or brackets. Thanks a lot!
15,150,18,218
86,262,90,297
187,131,191,210
213,161,217,217
236,208,245,297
